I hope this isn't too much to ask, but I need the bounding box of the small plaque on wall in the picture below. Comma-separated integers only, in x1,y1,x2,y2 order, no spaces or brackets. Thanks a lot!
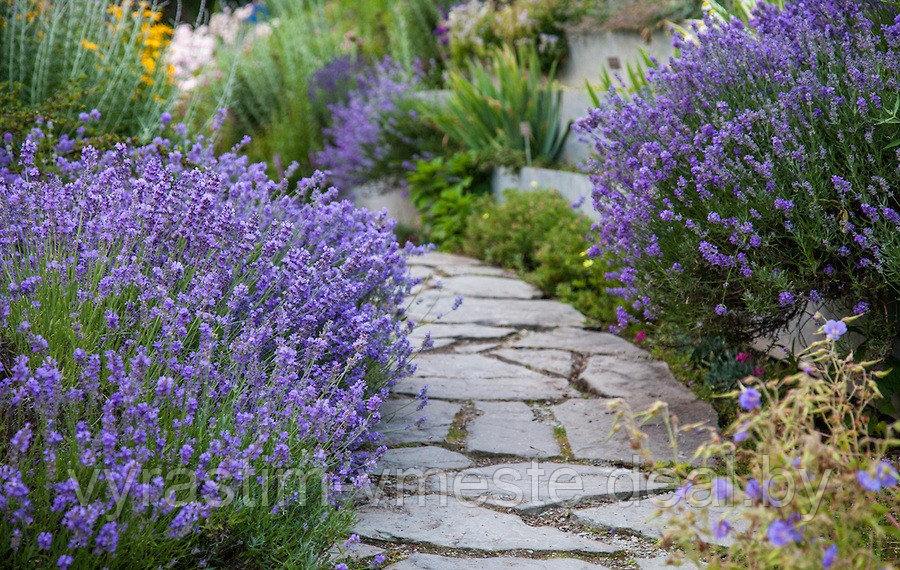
607,56,621,70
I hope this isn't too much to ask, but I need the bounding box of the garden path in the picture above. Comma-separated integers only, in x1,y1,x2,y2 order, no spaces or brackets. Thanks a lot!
340,252,717,569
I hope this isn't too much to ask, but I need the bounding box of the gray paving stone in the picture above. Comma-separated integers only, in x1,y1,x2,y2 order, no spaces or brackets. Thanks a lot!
378,398,461,445
551,399,713,465
395,374,573,401
408,294,584,327
409,323,517,343
428,461,671,514
408,252,513,277
376,446,473,475
453,341,502,354
635,555,700,569
438,275,542,299
408,252,490,268
329,542,386,562
353,494,624,553
414,353,547,380
492,348,573,377
512,328,648,358
573,492,745,547
468,402,560,457
579,356,701,410
388,553,610,569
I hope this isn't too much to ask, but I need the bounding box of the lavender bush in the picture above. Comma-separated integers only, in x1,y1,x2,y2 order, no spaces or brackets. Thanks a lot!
576,0,900,353
315,57,437,189
0,121,418,566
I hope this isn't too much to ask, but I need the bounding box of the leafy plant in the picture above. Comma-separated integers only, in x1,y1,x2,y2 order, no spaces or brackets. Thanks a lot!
461,188,620,324
406,151,493,249
0,0,183,138
616,317,900,568
432,45,568,166
438,0,584,72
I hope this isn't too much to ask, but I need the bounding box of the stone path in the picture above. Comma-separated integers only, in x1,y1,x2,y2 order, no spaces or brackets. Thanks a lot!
338,253,717,569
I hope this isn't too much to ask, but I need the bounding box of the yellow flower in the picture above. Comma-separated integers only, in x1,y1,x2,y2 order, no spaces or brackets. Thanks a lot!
81,39,99,51
107,5,123,20
582,259,594,268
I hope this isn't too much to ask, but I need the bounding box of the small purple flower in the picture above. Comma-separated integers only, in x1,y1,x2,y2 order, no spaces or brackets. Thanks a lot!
856,470,881,492
105,310,119,330
744,478,761,501
714,304,727,316
822,544,838,568
38,531,52,550
822,320,847,340
778,291,795,307
738,387,761,410
712,477,733,501
853,301,870,315
877,461,899,488
57,555,74,569
767,518,802,547
713,519,731,540
160,112,172,126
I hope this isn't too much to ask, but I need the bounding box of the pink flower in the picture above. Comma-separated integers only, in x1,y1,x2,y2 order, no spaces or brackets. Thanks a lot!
752,366,765,377
736,352,751,363
635,331,646,342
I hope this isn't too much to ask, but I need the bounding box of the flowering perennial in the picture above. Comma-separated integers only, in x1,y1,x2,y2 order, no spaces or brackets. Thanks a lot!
0,123,418,564
315,57,426,189
576,0,900,349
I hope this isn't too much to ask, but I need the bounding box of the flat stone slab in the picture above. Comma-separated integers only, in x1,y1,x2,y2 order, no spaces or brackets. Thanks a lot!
635,555,700,569
330,542,386,562
395,374,573,401
468,402,560,457
453,341,502,354
552,399,713,465
573,492,745,547
414,353,547,380
388,553,610,569
492,348,573,377
409,252,513,277
428,462,671,514
408,294,584,327
409,323,517,342
579,356,701,410
437,275,542,299
512,328,648,358
377,446,473,475
378,397,461,445
353,494,623,553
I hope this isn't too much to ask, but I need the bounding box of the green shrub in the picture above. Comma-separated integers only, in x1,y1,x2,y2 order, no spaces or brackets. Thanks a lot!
1,0,181,138
406,151,493,249
431,45,568,166
461,188,619,323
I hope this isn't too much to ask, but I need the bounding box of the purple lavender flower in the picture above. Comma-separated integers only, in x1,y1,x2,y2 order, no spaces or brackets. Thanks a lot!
778,292,794,307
